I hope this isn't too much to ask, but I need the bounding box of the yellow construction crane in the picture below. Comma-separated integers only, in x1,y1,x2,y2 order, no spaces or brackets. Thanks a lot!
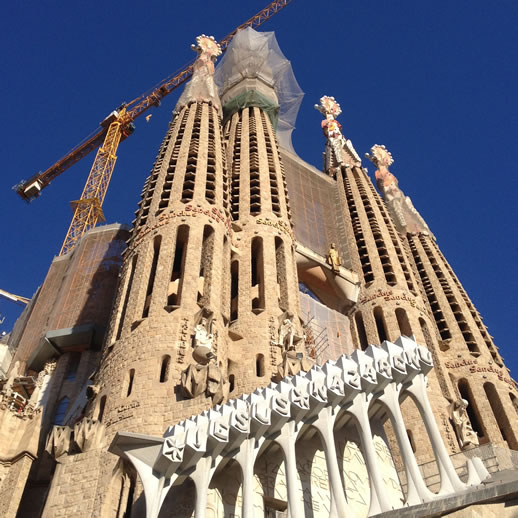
0,289,30,306
14,0,293,256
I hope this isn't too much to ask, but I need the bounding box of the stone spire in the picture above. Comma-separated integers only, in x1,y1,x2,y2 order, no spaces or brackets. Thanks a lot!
365,144,432,236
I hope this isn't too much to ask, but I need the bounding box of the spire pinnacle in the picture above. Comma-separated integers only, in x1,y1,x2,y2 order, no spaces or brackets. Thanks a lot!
315,95,361,175
366,144,432,236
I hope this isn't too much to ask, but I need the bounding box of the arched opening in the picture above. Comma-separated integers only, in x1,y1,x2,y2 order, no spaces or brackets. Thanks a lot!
102,461,136,518
510,392,518,416
484,382,517,448
53,397,69,425
230,260,239,321
116,254,138,341
373,306,388,343
65,352,81,381
159,477,195,518
143,235,162,318
406,429,416,453
395,308,412,338
160,355,170,383
295,424,330,515
207,459,243,516
97,395,107,423
418,318,435,351
275,237,289,310
253,440,288,515
198,225,215,305
355,311,369,351
251,237,265,312
126,369,135,397
229,374,235,393
168,225,189,307
256,354,265,377
458,379,486,443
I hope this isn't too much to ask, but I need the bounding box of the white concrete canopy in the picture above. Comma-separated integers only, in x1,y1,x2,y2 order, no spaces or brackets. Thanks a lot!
109,337,489,518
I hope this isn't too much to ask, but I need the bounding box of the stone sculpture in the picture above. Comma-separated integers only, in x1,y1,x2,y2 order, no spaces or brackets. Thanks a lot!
315,95,361,175
327,242,342,273
366,144,432,236
449,398,480,450
181,311,229,404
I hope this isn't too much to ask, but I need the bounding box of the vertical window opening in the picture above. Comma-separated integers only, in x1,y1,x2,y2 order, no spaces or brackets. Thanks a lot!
251,237,265,311
355,312,369,351
275,237,289,311
407,429,416,453
256,354,265,377
126,369,135,397
143,236,162,318
53,397,69,426
230,260,239,321
373,306,388,343
249,108,261,215
510,393,518,416
229,374,235,393
116,254,138,341
198,225,215,305
65,352,81,381
458,379,485,441
97,395,107,423
484,382,514,447
396,308,412,338
160,355,170,383
168,226,189,306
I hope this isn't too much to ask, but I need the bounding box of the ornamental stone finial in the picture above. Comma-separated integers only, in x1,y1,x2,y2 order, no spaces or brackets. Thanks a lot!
314,95,342,119
365,144,394,169
192,34,222,61
315,95,361,174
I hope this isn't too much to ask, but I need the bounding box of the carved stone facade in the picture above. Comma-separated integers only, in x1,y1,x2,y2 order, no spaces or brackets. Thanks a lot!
0,28,517,518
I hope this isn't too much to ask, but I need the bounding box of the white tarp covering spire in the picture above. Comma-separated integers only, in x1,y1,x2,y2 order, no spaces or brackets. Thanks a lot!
214,27,304,152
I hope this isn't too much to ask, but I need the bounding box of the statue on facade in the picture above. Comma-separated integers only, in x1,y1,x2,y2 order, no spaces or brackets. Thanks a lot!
192,314,216,365
180,359,229,405
272,315,312,381
327,242,342,273
449,398,479,450
175,34,222,113
315,95,361,176
181,309,229,404
365,144,432,236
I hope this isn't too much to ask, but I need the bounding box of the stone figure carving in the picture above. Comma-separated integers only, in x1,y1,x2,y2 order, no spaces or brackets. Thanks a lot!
192,315,215,365
365,144,432,236
327,242,342,273
175,34,222,112
315,95,361,176
181,361,229,405
449,398,479,450
272,315,312,381
181,309,229,404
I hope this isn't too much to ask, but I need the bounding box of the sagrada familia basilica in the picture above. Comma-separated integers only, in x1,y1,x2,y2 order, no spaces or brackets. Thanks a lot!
0,28,517,517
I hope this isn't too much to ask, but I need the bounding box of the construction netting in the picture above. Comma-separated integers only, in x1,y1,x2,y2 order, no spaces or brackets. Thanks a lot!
214,27,304,152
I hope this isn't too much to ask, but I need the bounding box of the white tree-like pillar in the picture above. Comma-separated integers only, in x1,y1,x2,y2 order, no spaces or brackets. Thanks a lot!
347,394,392,515
404,374,467,494
277,422,304,518
378,382,435,505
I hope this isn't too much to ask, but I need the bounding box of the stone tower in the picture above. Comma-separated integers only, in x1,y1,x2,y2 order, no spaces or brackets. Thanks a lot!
315,96,459,460
217,28,307,394
371,144,518,451
96,35,233,441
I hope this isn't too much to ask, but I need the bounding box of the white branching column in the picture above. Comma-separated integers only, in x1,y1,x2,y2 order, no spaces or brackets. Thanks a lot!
110,337,490,518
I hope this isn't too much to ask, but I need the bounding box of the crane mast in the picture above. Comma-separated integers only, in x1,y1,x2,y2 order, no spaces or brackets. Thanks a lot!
14,0,293,256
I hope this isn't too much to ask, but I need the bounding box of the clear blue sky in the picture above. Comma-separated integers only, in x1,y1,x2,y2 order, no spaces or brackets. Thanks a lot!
1,1,517,376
